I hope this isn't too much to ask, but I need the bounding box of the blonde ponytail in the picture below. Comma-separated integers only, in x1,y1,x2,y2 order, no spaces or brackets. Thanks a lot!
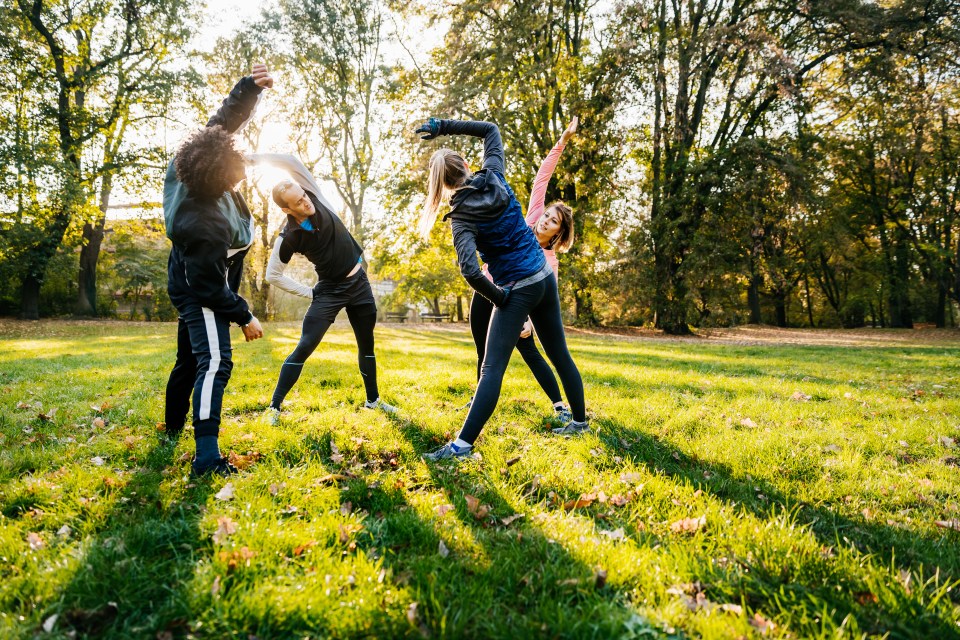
419,148,470,239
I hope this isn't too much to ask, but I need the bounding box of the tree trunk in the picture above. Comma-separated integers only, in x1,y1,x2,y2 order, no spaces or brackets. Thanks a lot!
20,274,42,320
456,296,464,322
76,164,114,316
76,220,105,315
934,283,947,328
773,293,787,328
747,266,763,324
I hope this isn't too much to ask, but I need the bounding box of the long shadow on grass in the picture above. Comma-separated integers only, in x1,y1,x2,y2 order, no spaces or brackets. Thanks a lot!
584,416,959,638
380,414,665,639
35,440,217,638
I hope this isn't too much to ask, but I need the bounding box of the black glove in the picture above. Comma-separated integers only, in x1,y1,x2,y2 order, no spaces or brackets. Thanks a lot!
415,117,442,140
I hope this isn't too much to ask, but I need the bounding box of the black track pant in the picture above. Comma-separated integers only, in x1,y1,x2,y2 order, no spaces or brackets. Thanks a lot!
469,292,562,404
459,271,585,444
270,269,380,409
165,304,233,438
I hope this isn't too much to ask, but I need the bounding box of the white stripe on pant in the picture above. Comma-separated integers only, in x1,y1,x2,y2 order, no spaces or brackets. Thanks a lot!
199,307,221,421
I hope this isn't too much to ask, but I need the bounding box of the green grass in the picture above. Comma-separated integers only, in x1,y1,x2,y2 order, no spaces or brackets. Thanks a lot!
1,320,959,639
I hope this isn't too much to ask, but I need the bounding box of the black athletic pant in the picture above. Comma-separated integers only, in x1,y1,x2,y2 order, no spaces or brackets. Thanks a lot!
165,303,233,438
469,292,562,404
460,270,585,444
270,269,380,409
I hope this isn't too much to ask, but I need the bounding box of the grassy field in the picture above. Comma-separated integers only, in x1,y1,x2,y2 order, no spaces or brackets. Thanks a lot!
0,319,959,639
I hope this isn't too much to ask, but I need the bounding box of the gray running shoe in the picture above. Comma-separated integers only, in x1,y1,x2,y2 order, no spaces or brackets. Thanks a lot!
364,398,398,414
422,441,474,461
459,396,474,411
552,419,590,436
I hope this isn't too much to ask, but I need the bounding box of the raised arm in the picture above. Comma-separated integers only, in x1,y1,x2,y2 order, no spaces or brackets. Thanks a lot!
416,118,505,175
247,153,340,217
527,117,577,225
205,64,273,134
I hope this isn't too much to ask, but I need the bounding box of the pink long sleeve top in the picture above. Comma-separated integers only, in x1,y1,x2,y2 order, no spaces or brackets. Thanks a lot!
483,139,566,282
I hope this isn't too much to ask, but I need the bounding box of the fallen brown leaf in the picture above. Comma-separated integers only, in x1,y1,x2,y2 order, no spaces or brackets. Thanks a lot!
214,483,235,501
212,516,237,544
670,515,706,534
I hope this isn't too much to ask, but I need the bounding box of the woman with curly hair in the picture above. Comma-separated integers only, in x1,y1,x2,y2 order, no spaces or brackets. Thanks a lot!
162,64,271,477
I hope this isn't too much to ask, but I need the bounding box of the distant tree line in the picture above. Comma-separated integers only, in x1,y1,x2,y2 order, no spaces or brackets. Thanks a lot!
2,0,958,330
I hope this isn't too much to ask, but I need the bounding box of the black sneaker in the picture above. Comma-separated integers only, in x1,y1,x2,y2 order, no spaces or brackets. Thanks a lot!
190,456,238,478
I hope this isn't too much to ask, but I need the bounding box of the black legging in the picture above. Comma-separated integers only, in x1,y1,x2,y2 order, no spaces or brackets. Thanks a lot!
469,292,562,404
460,272,585,444
270,305,379,409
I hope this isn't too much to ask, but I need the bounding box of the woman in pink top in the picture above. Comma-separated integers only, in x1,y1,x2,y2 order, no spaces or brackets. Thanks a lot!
467,117,579,421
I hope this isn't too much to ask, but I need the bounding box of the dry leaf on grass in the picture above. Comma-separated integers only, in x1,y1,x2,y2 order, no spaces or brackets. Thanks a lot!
563,493,597,510
791,391,811,402
212,516,237,544
438,539,450,558
215,483,235,501
338,523,362,544
435,504,454,518
227,451,262,470
749,612,775,635
599,527,625,542
940,436,956,449
27,532,45,550
293,540,317,556
934,519,960,531
500,513,524,526
340,502,353,516
740,418,758,428
670,515,706,534
464,494,491,520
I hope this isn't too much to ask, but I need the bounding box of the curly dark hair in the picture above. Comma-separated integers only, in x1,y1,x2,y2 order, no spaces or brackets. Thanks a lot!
173,126,245,198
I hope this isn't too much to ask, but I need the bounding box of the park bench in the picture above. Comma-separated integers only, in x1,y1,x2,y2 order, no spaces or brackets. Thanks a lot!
420,313,452,323
385,312,408,322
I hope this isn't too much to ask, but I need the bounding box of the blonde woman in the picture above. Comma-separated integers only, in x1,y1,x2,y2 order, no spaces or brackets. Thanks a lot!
466,118,579,423
416,118,587,461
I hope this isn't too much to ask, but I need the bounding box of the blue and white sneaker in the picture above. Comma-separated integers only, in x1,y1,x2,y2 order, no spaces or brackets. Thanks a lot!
422,441,474,461
364,398,398,415
264,407,281,426
554,406,573,424
552,419,590,436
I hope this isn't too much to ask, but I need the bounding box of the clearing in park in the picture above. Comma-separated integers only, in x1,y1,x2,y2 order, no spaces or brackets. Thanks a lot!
0,320,958,639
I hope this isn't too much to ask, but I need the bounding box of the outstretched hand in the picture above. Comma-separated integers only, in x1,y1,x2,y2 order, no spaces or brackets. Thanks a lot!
415,117,441,140
560,116,579,144
251,64,274,89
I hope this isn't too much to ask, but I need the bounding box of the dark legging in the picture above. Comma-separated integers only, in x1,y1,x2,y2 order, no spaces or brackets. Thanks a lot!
459,271,585,444
270,305,379,408
469,292,562,404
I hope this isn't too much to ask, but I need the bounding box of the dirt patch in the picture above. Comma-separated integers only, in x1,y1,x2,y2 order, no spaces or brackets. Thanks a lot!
568,324,960,347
